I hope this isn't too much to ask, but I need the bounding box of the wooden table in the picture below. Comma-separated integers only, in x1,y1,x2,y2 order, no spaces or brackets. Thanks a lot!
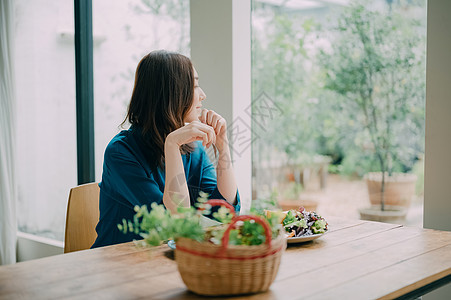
1,217,450,299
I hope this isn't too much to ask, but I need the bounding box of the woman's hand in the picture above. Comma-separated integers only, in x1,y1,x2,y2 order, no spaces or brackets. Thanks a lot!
199,109,229,152
165,121,216,149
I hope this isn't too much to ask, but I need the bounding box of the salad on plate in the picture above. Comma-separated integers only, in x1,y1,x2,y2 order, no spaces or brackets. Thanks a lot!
281,207,328,239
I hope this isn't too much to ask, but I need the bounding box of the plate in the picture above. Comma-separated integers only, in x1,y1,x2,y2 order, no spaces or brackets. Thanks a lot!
167,240,176,250
200,215,222,228
286,233,325,244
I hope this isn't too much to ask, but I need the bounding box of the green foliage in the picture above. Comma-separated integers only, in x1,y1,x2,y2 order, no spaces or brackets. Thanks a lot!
212,206,235,224
281,182,303,200
318,1,426,177
118,203,205,246
209,218,275,246
230,220,266,246
209,204,283,246
251,0,426,183
118,193,283,247
412,157,424,196
252,7,322,161
250,190,279,213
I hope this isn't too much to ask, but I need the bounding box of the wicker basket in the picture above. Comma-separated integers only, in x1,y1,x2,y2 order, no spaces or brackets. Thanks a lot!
175,212,287,296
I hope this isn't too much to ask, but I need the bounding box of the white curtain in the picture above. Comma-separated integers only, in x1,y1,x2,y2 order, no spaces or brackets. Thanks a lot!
0,0,17,265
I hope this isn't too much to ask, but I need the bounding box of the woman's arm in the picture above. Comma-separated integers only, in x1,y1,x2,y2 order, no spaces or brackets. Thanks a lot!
199,109,238,205
216,139,238,204
163,121,216,213
162,140,190,213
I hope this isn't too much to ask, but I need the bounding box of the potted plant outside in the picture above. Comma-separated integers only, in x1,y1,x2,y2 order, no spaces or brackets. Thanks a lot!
277,181,319,212
118,195,287,296
319,2,425,222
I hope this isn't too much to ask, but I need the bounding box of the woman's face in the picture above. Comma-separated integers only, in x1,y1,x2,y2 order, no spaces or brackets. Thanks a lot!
184,67,206,123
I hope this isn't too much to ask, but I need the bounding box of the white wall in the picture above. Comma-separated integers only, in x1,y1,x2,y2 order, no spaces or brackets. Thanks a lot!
423,0,451,298
190,0,252,212
424,0,451,232
16,232,63,262
14,0,77,241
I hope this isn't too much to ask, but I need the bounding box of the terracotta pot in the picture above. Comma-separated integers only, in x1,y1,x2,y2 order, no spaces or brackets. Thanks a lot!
278,199,318,212
286,172,296,182
365,172,417,208
359,205,407,223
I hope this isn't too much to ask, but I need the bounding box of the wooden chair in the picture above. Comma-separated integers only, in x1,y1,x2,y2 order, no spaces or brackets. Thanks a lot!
64,182,100,253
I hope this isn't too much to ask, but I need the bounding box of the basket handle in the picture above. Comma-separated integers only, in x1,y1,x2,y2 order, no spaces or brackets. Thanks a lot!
204,199,237,217
218,215,272,256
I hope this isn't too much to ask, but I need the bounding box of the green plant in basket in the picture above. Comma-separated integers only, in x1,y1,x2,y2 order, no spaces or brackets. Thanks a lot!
118,203,204,246
118,192,284,247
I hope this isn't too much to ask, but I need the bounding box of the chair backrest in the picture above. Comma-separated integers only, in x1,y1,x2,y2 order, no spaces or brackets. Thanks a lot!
64,182,100,253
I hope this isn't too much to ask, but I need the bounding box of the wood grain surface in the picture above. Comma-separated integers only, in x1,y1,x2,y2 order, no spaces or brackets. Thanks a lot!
1,217,450,300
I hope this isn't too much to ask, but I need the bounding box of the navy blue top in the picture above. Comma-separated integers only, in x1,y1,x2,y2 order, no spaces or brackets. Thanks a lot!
92,126,240,248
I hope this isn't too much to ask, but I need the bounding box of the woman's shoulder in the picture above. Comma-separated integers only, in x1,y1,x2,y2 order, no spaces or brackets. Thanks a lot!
104,128,136,158
102,127,162,178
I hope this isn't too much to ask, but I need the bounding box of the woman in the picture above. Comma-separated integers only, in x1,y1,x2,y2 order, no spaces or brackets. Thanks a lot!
92,50,240,248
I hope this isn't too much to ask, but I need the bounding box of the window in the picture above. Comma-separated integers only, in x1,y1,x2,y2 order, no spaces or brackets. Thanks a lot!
251,0,426,226
15,0,77,241
14,0,191,241
93,0,190,182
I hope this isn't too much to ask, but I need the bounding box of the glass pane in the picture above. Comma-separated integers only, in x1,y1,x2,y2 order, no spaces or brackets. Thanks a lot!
93,0,191,182
14,0,76,241
251,0,426,226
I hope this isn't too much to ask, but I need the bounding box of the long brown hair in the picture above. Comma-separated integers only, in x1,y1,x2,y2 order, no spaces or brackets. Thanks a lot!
123,50,195,171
